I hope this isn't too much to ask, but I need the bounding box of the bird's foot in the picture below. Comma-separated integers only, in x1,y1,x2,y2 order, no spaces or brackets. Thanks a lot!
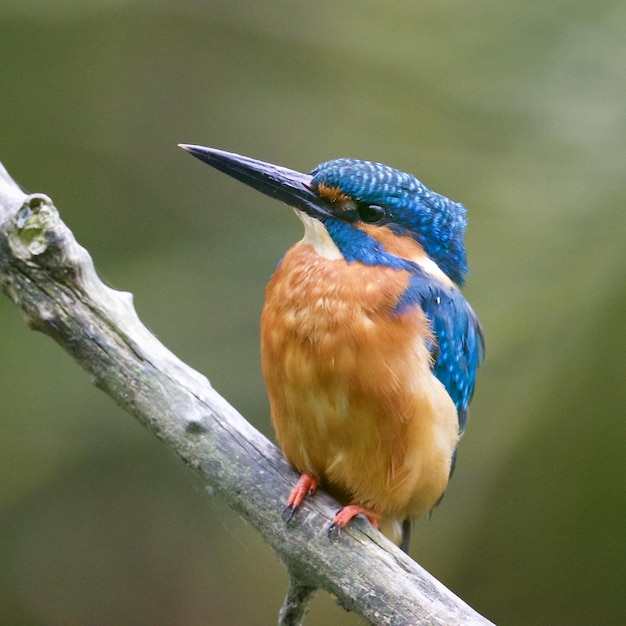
282,473,318,523
327,505,380,542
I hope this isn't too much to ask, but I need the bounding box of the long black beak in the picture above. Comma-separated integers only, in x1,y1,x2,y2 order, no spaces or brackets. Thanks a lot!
179,144,331,220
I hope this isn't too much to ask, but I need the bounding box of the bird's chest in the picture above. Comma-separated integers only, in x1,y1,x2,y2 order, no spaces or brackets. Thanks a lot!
260,243,435,469
261,242,413,366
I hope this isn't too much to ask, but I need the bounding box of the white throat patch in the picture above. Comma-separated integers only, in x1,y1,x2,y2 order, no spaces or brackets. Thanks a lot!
295,209,343,260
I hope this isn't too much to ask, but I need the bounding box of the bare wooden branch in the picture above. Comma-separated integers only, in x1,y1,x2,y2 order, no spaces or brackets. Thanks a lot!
0,161,494,626
279,576,317,626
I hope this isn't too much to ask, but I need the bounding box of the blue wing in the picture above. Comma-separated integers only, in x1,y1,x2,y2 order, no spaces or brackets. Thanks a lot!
396,269,484,434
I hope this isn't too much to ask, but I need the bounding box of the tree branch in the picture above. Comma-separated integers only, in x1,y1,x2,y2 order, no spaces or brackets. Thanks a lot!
0,161,494,626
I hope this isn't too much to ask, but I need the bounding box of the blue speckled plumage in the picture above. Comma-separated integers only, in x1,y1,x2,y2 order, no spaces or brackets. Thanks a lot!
398,270,483,433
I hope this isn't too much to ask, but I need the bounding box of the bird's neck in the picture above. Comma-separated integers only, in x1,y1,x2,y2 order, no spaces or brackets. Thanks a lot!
294,213,456,289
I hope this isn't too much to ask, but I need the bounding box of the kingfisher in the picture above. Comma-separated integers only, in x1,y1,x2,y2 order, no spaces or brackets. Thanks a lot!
180,144,484,550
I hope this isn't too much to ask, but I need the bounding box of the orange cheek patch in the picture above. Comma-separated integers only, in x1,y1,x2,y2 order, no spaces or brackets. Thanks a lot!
358,224,427,262
357,224,454,287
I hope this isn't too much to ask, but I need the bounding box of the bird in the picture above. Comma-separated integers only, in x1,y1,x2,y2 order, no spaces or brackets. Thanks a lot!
180,144,484,550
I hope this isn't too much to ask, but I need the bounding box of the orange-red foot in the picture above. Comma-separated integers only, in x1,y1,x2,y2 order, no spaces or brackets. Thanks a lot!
282,474,319,523
328,505,380,542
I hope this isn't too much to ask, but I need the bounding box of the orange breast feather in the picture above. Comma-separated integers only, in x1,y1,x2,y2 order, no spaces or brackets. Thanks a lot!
261,241,458,542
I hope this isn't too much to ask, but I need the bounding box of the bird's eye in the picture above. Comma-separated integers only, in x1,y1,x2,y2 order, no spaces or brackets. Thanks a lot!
357,203,387,224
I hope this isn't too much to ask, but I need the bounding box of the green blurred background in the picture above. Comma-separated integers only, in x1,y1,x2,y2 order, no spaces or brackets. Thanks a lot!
1,1,625,624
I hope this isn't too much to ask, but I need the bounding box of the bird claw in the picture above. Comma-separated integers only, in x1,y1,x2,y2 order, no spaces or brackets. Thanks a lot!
327,505,380,542
327,518,343,543
283,474,318,524
282,503,298,523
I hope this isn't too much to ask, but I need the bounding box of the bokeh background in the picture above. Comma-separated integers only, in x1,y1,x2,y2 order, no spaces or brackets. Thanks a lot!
1,2,625,625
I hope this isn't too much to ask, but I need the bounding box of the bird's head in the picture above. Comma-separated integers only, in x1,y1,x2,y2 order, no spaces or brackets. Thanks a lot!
180,145,469,285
